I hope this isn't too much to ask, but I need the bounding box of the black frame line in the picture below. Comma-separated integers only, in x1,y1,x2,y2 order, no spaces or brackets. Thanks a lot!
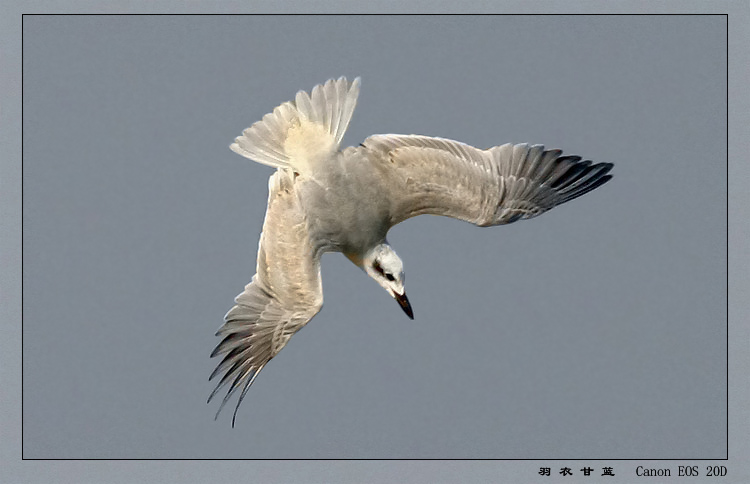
19,12,730,462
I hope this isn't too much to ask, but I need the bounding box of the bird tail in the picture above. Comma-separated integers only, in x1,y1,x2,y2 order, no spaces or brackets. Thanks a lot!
230,77,361,175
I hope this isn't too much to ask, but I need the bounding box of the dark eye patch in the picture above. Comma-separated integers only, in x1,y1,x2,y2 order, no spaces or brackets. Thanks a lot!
373,261,395,281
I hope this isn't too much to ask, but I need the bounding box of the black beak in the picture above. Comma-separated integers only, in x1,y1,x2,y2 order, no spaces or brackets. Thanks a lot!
394,292,414,319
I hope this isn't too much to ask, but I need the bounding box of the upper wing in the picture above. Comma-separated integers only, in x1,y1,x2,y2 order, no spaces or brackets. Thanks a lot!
363,134,613,227
208,171,324,426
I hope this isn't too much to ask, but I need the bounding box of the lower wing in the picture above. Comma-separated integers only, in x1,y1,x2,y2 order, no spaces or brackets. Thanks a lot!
209,171,324,426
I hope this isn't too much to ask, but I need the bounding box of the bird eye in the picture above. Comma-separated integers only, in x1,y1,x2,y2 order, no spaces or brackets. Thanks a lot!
385,273,395,281
372,261,385,276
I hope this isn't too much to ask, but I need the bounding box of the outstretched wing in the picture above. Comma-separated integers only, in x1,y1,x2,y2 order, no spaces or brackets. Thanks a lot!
363,134,613,227
209,171,324,426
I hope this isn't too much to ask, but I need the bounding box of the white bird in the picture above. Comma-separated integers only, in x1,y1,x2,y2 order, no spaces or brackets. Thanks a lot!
209,77,613,425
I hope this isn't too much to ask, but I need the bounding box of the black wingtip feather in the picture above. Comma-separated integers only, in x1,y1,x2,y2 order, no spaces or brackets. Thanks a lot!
207,358,246,405
209,343,251,381
209,340,226,359
550,162,589,190
231,376,256,428
560,173,613,204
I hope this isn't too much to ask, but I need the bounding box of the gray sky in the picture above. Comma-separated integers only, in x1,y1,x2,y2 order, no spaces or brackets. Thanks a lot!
20,14,727,459
6,6,747,483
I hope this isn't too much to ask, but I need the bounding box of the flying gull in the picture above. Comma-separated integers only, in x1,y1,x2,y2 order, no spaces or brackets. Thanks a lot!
209,77,613,426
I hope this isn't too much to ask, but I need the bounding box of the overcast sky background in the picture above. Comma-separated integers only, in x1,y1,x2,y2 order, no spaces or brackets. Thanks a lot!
21,15,727,459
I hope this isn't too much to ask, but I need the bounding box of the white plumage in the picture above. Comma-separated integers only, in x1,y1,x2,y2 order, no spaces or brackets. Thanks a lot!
210,77,613,426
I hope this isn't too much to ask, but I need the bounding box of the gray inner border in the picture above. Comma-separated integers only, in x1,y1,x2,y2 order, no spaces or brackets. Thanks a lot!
2,2,747,483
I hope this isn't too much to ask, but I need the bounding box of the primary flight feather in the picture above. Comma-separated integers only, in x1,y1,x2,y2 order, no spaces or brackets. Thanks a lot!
209,77,613,426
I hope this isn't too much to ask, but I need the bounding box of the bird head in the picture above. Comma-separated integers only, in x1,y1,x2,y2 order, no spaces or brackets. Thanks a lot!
362,243,413,319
